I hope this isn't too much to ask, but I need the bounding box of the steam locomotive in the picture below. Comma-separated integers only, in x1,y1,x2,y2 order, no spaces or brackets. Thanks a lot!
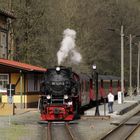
39,66,93,121
39,66,125,121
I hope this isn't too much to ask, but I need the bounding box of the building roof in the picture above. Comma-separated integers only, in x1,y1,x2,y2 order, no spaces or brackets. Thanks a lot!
0,9,16,19
0,58,46,73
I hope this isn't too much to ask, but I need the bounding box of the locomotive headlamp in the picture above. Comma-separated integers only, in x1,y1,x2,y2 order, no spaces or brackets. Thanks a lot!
46,95,51,99
64,95,68,99
92,64,96,70
68,101,72,106
56,66,60,71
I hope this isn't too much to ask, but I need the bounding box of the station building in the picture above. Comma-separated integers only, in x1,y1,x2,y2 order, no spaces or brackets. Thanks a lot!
0,58,46,108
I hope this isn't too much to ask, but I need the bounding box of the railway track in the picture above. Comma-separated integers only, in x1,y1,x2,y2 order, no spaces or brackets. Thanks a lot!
47,122,78,140
101,111,140,140
47,122,52,140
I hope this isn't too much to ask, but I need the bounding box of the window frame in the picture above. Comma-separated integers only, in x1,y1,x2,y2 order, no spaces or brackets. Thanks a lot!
0,73,9,92
0,29,8,59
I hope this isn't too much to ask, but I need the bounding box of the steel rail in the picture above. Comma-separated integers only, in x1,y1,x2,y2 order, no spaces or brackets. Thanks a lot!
47,122,52,140
100,123,124,140
101,111,140,140
81,115,110,120
124,123,140,139
65,123,77,140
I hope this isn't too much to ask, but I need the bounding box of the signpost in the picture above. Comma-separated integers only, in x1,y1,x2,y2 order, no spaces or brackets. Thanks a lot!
7,84,15,104
118,91,123,104
7,83,15,125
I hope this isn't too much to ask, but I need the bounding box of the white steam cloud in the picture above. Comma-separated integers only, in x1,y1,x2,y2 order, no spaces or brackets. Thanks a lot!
57,28,82,65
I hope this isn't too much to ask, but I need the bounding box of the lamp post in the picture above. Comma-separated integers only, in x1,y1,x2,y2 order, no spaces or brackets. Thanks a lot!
108,25,124,103
92,64,100,116
120,25,124,103
129,34,140,96
129,34,132,96
129,35,140,96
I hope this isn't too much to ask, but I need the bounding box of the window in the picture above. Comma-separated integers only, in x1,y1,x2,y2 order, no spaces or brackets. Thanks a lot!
0,74,9,92
0,31,7,59
27,74,41,92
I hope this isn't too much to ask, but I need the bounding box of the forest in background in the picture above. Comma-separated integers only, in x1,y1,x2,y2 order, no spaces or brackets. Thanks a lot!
0,0,140,85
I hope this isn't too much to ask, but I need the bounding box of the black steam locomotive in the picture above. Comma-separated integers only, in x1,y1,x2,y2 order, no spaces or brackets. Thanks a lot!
39,66,82,121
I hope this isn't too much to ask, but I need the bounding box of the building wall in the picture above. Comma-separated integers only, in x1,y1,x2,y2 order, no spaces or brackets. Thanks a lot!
2,94,40,108
1,72,43,108
11,73,25,93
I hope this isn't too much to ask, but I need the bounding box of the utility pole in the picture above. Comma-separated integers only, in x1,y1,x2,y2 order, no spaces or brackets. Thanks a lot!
137,42,140,95
95,72,100,116
129,34,132,96
121,25,124,103
107,25,124,102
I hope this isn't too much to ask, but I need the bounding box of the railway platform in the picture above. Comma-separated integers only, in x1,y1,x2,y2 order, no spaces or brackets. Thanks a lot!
14,108,38,115
84,95,140,117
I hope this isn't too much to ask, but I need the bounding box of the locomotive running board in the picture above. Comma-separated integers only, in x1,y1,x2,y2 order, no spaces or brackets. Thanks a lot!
38,120,78,124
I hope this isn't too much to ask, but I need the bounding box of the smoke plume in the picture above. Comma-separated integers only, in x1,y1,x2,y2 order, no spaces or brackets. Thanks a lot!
57,28,82,65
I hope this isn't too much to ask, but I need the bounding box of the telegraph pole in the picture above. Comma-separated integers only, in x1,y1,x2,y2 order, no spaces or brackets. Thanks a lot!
129,34,132,96
107,25,124,103
121,25,124,103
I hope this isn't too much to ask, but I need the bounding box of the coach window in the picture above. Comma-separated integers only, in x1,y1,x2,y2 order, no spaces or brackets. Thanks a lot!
0,74,9,92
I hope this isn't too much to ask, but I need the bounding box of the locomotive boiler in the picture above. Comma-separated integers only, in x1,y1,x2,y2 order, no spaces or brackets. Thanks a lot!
39,66,81,121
